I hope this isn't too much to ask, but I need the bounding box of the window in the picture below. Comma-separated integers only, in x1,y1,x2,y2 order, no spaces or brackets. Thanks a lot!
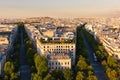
115,55,118,58
52,67,54,69
52,62,54,65
49,62,51,65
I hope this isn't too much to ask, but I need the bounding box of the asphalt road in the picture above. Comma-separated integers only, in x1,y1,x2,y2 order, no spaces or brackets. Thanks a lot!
19,28,31,80
81,30,108,80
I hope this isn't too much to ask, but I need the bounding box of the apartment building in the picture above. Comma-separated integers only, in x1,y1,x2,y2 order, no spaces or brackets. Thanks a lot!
36,39,75,65
25,24,76,70
85,23,120,60
47,53,71,70
100,37,120,60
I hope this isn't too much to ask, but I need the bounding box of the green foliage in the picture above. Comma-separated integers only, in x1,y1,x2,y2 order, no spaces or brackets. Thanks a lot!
102,56,120,80
4,75,9,80
76,71,84,80
32,73,42,80
86,75,97,80
52,70,63,80
63,69,73,80
102,60,107,67
4,61,19,79
25,40,33,49
106,68,117,80
77,56,88,71
87,66,93,71
107,56,117,68
40,37,75,44
43,73,54,80
4,61,15,75
10,73,19,80
26,48,35,66
34,54,48,78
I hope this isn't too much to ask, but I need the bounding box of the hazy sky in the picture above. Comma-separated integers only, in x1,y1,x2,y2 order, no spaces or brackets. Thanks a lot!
0,0,120,18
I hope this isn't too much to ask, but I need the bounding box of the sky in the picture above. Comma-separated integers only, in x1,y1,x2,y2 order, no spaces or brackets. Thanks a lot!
0,0,120,18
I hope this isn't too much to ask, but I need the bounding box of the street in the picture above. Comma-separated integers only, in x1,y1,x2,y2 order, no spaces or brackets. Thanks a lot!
81,30,108,80
19,27,31,80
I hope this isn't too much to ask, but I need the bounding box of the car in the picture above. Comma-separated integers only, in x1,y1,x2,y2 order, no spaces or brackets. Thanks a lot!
93,53,97,62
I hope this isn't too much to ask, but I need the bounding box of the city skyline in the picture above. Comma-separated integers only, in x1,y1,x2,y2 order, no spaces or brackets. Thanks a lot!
0,0,120,18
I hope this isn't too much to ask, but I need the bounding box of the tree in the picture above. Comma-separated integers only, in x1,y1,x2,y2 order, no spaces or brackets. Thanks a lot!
32,73,42,80
102,60,107,67
107,56,117,68
43,73,54,80
76,71,84,80
34,54,48,78
27,48,35,66
88,71,93,76
52,69,63,80
4,75,9,80
60,39,65,43
25,40,33,49
87,66,93,71
10,73,19,80
63,69,73,80
4,61,15,75
106,68,117,80
77,56,88,71
86,75,97,80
